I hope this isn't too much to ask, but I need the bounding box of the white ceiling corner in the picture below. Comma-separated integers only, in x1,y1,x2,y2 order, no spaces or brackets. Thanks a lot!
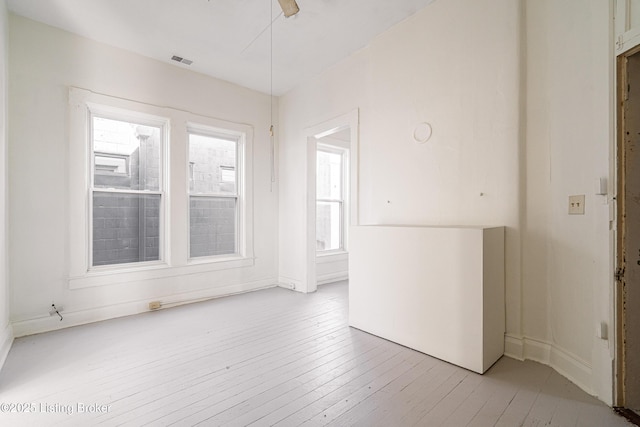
7,0,437,95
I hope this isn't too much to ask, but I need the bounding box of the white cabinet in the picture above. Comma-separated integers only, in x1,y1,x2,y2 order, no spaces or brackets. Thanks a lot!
349,225,505,374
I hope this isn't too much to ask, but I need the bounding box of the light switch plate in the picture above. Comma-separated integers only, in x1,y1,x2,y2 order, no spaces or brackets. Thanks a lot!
569,195,585,215
597,322,608,340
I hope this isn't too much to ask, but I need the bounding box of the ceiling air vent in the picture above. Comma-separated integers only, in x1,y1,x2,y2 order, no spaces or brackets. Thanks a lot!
171,55,193,65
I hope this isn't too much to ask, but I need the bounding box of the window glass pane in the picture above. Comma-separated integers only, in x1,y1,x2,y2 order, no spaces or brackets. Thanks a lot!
190,196,237,258
316,201,341,251
189,134,237,195
92,192,160,266
317,150,342,200
93,117,161,191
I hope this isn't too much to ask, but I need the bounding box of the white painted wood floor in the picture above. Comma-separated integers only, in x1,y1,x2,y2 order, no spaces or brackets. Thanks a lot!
0,281,631,426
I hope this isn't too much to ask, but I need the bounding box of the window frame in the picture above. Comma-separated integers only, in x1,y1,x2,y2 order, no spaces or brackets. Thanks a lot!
316,143,348,255
186,123,246,261
68,88,255,290
88,106,169,271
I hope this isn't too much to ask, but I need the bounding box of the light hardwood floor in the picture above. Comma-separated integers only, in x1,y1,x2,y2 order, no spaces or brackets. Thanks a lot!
0,281,632,426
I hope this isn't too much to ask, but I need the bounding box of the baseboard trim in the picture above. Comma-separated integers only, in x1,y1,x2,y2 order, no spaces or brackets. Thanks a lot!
504,334,524,360
277,273,348,290
317,272,348,286
549,341,593,395
504,334,593,395
523,336,552,365
12,278,277,338
277,276,303,292
0,322,14,370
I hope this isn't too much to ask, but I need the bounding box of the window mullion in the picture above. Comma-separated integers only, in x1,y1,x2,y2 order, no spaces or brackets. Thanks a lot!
93,188,164,196
189,193,238,199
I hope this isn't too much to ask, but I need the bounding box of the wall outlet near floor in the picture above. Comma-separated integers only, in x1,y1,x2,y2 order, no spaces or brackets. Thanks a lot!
568,195,585,215
149,301,161,310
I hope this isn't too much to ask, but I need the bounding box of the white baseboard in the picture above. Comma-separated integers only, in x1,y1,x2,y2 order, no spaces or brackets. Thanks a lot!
549,341,593,395
504,334,524,360
522,336,552,364
0,322,14,369
277,273,348,290
277,276,303,292
317,271,348,286
504,334,593,396
12,278,277,338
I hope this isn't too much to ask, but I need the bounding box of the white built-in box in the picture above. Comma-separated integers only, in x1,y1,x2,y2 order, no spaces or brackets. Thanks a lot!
349,225,505,374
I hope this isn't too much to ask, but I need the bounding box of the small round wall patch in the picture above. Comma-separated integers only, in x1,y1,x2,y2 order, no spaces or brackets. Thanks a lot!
413,122,433,144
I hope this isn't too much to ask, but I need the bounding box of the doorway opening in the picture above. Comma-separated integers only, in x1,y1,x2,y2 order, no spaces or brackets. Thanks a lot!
315,133,350,286
616,46,640,417
304,110,359,294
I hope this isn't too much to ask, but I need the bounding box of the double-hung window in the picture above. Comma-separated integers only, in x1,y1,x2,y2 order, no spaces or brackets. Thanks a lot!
90,112,166,267
316,146,346,252
188,126,242,259
69,88,254,288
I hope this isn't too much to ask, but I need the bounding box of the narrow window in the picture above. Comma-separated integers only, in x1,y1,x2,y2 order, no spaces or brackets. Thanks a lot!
91,115,165,267
188,130,240,258
316,147,346,252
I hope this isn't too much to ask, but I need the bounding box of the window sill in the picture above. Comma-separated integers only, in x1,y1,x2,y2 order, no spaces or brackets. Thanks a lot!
316,251,349,264
69,256,255,289
187,254,251,267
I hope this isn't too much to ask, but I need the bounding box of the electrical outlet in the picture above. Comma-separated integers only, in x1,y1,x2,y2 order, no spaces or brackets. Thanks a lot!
149,301,161,310
568,195,585,215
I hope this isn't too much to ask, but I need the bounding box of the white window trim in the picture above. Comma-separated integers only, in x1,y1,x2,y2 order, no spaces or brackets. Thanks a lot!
186,123,247,262
68,87,254,290
317,251,348,262
88,105,169,270
304,109,359,294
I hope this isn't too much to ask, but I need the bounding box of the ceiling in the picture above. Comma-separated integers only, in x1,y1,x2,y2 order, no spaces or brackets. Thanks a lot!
7,0,437,95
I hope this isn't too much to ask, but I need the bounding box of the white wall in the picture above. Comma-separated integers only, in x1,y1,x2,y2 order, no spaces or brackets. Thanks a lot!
279,0,615,405
0,0,12,367
3,0,618,406
8,14,279,336
524,0,614,403
317,254,348,285
279,0,523,339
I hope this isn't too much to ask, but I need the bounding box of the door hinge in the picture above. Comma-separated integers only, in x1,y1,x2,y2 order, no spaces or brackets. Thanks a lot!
615,267,625,282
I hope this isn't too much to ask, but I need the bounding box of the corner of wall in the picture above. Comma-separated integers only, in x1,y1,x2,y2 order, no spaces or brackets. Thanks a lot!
276,276,302,292
504,334,595,397
0,0,11,371
522,0,614,406
504,333,525,361
0,324,13,369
